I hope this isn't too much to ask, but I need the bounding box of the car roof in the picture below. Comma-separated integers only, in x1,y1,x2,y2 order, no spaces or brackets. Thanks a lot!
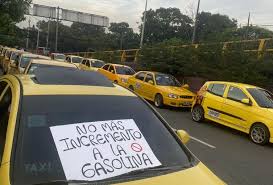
51,53,65,55
21,53,50,59
30,59,77,68
137,71,168,75
15,68,136,97
206,81,258,89
106,63,131,67
67,55,83,58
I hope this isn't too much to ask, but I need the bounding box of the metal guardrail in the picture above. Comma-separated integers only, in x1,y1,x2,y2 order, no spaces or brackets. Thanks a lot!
66,38,273,63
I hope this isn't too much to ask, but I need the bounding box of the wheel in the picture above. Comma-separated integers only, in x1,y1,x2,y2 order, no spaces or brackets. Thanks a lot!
250,124,270,145
129,85,134,91
114,80,118,84
154,94,164,108
192,105,204,122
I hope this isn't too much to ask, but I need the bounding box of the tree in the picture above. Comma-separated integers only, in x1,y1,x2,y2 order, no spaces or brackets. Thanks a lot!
0,0,31,46
196,12,237,42
141,8,193,44
109,22,139,49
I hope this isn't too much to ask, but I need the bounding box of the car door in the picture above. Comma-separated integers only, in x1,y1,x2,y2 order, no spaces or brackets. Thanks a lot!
203,83,227,121
85,60,92,71
99,64,110,78
132,72,147,96
142,73,156,100
79,59,86,70
107,65,116,82
0,81,13,185
221,85,250,130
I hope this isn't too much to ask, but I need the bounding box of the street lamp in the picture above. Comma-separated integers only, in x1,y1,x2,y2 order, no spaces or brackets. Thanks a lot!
140,0,148,48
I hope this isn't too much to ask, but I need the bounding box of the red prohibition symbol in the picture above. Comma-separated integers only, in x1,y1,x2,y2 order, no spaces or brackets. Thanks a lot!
131,143,143,152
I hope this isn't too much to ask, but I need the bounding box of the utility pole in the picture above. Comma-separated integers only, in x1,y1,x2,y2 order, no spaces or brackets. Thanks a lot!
26,18,31,50
36,23,40,53
245,12,251,40
140,0,148,48
192,0,201,44
46,18,51,49
55,7,60,52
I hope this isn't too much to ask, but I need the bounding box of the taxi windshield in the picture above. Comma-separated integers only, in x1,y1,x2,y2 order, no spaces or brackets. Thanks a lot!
155,74,181,87
247,88,273,108
14,95,193,185
72,57,82,63
115,66,135,75
91,60,105,68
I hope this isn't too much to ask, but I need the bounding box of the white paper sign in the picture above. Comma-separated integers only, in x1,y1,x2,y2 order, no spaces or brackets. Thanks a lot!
50,119,162,181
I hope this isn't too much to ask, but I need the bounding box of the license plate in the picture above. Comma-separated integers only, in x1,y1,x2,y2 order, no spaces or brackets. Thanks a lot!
208,110,220,118
181,102,192,106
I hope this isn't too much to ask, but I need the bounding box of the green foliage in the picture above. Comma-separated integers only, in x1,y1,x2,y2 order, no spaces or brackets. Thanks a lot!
139,44,273,89
141,8,193,44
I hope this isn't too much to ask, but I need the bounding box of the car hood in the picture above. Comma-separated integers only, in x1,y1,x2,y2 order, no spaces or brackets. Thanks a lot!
159,86,196,96
117,163,225,185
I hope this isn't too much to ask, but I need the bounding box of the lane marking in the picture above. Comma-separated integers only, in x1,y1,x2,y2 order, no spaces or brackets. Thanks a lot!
190,136,216,149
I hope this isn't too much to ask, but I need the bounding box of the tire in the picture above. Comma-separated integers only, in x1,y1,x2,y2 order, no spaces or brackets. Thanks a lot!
154,94,164,108
192,105,205,122
250,124,270,145
129,85,134,91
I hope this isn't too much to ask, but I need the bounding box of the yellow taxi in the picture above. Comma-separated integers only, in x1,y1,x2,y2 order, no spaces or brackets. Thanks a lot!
127,71,196,108
79,58,105,71
98,63,136,87
2,49,23,74
0,68,225,185
23,59,78,74
65,55,83,67
8,53,50,74
0,47,11,68
192,81,273,145
50,53,66,62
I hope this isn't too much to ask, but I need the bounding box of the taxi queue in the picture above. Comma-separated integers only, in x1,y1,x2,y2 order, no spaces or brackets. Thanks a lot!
0,45,227,185
1,45,273,147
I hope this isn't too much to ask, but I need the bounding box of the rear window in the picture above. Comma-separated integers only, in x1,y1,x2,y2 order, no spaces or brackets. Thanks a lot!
14,95,193,185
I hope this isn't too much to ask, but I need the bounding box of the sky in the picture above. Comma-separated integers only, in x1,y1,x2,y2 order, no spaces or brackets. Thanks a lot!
25,0,273,31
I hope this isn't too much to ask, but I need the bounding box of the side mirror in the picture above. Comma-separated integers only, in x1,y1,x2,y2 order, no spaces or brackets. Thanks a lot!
148,80,154,85
182,84,190,89
176,130,190,144
241,98,251,105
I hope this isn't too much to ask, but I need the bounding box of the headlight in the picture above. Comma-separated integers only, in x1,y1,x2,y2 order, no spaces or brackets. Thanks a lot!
121,78,128,83
168,93,178,99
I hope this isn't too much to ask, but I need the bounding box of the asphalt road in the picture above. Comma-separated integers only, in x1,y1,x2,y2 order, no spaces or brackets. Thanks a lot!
155,106,273,185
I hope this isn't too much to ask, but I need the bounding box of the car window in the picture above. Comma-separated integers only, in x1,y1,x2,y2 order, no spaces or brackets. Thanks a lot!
20,57,33,68
82,60,86,65
248,88,273,108
72,57,82,63
90,60,105,68
102,64,110,70
135,72,146,81
0,86,12,163
14,95,192,185
155,74,181,87
145,73,154,83
86,60,90,67
66,57,71,63
208,84,226,97
227,86,248,102
109,65,115,73
115,66,135,75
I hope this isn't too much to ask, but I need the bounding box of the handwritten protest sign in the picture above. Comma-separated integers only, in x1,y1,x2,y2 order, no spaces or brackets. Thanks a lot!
50,119,162,181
